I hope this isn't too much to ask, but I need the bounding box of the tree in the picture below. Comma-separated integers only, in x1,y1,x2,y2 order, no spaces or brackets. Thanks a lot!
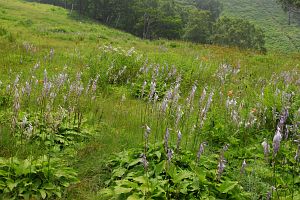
277,0,300,24
182,10,213,43
211,17,266,52
194,0,223,21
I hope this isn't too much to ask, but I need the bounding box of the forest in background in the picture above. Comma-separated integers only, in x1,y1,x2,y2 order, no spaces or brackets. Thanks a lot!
28,0,268,52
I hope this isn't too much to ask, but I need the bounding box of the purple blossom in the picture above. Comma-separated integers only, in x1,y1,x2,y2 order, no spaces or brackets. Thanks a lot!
273,127,282,156
197,142,207,163
144,125,151,141
141,81,147,98
176,130,182,152
295,145,300,162
217,158,226,181
141,154,149,171
262,138,270,160
167,148,174,166
164,128,170,153
240,159,247,174
149,81,156,102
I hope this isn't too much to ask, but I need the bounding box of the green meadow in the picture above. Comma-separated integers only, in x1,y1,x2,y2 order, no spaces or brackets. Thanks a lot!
0,0,299,199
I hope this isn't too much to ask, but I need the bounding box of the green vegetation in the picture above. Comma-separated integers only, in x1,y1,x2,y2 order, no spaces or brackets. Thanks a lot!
0,0,299,199
28,0,266,51
220,0,300,52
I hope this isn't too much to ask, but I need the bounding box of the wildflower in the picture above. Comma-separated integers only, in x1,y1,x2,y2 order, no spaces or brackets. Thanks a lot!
295,145,300,162
164,128,170,153
167,148,174,166
262,138,270,160
27,123,33,137
13,88,20,112
21,115,28,129
240,159,247,174
186,83,197,110
154,93,159,104
175,105,182,128
14,75,20,88
149,81,156,102
278,108,289,129
161,98,168,114
141,154,149,171
266,186,276,200
144,125,151,141
198,88,207,108
217,158,226,181
197,142,207,163
176,130,182,152
199,91,214,128
273,127,282,156
223,144,230,152
25,81,31,96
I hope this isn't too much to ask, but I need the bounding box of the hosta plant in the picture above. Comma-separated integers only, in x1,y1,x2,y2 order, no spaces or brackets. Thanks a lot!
0,155,78,199
99,142,249,199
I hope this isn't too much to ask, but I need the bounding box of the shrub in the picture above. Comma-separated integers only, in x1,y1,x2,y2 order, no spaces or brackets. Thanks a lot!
211,17,266,52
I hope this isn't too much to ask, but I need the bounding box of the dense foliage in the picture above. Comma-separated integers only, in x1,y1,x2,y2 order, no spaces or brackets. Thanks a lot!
28,0,266,51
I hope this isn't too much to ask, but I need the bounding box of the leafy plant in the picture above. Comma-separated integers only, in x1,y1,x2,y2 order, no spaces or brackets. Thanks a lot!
99,142,247,199
0,155,78,199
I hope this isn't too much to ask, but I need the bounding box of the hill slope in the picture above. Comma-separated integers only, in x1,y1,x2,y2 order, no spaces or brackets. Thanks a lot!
0,1,300,200
221,0,300,52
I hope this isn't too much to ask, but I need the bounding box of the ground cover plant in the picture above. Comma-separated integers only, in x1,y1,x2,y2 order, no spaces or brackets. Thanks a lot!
0,0,300,199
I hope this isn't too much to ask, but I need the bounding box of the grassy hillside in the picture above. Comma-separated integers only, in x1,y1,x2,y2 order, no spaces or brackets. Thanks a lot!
0,0,299,199
221,0,300,52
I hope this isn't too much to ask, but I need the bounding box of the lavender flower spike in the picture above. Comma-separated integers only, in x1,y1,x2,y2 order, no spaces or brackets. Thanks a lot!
295,145,300,162
141,154,149,171
217,158,226,181
176,130,182,152
262,138,270,161
273,127,282,156
144,125,151,141
164,128,170,153
197,142,207,163
240,159,247,174
167,148,174,167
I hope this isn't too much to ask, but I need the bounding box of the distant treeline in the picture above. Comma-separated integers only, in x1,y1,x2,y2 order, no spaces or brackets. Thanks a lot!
29,0,266,52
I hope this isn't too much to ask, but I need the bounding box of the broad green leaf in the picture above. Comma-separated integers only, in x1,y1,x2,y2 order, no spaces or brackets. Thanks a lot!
154,151,161,160
128,159,141,168
53,191,62,198
133,176,147,184
127,194,142,200
154,161,165,175
167,162,177,179
173,170,193,183
39,189,47,199
114,186,133,195
7,180,18,191
0,169,8,176
112,168,126,178
218,181,238,193
99,188,113,197
115,179,138,188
